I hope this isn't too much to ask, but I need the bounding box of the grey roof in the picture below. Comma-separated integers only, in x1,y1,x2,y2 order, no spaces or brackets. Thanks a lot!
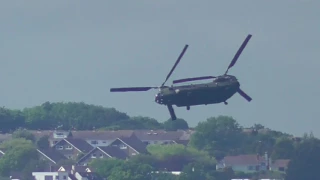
70,130,135,140
37,148,67,164
63,138,94,153
68,174,77,180
98,146,128,159
132,130,189,141
28,129,193,142
0,133,12,141
223,154,267,165
117,133,148,153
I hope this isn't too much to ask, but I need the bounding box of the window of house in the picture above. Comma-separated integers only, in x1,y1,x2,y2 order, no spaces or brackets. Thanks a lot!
56,146,63,150
66,145,72,149
132,153,136,156
91,140,98,144
279,167,285,171
63,175,66,179
120,144,127,149
91,154,96,158
100,154,103,158
55,175,59,180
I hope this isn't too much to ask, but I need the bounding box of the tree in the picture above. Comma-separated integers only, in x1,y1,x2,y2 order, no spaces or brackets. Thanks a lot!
12,129,36,142
271,137,294,159
37,135,50,149
189,116,244,158
0,107,25,133
285,137,320,180
0,139,39,176
89,159,153,180
23,102,131,130
108,161,153,180
163,118,189,131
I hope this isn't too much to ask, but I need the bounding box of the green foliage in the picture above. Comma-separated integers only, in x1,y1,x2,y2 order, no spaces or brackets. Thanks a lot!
163,118,189,131
0,107,25,133
0,138,38,176
23,102,130,130
147,144,212,162
89,159,153,180
0,138,34,151
271,137,294,159
0,101,190,131
36,135,50,149
12,129,36,142
285,137,320,180
189,116,244,159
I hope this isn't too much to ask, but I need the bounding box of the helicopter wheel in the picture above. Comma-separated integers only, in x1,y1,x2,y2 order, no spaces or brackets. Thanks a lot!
187,106,190,110
224,101,228,105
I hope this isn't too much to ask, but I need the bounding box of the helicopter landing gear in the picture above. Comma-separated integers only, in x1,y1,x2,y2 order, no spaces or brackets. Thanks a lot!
224,101,228,105
187,106,190,110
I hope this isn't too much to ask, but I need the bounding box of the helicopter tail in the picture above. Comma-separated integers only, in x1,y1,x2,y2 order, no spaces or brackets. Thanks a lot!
167,104,177,120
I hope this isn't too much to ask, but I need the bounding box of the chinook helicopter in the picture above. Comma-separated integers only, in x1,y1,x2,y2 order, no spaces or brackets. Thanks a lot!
110,34,253,120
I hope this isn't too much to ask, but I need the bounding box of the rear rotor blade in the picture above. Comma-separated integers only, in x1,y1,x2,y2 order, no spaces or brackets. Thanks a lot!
173,76,216,84
225,34,252,75
161,44,189,87
237,88,252,102
110,87,156,92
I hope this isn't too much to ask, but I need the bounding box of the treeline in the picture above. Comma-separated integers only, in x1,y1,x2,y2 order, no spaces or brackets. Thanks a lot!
1,116,319,179
0,101,189,133
1,101,319,179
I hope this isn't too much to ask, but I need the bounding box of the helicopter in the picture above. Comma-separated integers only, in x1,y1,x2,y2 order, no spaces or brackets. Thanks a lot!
110,34,253,120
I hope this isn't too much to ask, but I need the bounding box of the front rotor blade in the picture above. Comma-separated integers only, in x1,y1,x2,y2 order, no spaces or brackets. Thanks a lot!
162,44,189,86
237,88,252,102
173,76,216,84
110,87,155,92
225,34,252,75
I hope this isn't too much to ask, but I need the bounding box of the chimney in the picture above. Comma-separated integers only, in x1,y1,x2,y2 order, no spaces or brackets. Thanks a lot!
264,151,269,170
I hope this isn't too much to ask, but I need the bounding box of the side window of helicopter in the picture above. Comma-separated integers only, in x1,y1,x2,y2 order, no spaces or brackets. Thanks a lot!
215,78,226,82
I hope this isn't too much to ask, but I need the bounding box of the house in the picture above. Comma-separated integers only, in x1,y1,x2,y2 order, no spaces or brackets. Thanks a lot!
9,172,22,180
77,146,128,166
29,129,193,148
52,138,94,159
58,165,93,175
68,130,135,147
37,148,68,166
216,153,270,173
109,133,148,157
32,171,70,180
270,159,290,173
32,165,94,180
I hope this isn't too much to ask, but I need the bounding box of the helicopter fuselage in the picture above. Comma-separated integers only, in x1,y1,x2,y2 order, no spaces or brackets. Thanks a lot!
155,75,240,107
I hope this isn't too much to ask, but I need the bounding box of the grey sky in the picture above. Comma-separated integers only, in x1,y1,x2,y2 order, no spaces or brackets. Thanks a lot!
1,1,319,137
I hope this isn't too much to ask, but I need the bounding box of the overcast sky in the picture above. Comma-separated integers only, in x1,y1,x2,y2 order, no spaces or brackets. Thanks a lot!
1,1,319,137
